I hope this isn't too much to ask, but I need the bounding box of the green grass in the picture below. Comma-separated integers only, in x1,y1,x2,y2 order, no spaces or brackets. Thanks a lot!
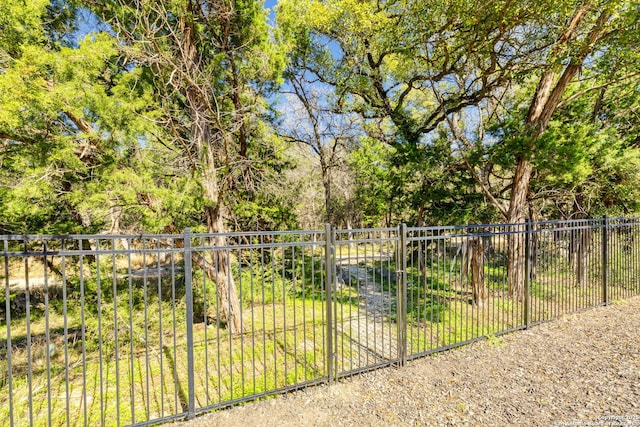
0,294,336,427
0,246,369,427
3,240,640,427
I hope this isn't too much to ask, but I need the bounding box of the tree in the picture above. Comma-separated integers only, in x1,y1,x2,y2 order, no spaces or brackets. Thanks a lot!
278,0,530,227
497,3,611,298
482,1,640,298
86,0,286,333
0,1,159,234
277,0,563,145
280,0,640,299
279,66,359,226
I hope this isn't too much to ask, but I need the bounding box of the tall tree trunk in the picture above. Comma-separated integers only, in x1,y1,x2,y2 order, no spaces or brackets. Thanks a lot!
469,237,488,307
187,91,245,333
321,155,333,225
201,201,244,334
573,228,591,288
506,157,532,301
415,205,429,289
501,5,609,301
570,197,591,288
197,141,245,334
179,12,245,334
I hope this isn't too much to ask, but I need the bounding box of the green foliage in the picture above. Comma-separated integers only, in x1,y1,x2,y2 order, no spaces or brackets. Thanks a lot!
349,134,498,226
278,0,640,225
0,0,50,56
0,8,104,231
2,0,640,235
279,0,562,143
348,138,393,226
87,0,294,233
488,70,640,219
0,0,297,236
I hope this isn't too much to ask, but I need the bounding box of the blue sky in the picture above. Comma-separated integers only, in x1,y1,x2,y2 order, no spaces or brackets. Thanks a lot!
74,1,281,45
265,0,278,22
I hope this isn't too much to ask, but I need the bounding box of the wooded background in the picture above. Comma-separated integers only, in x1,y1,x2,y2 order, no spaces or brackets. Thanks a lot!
2,0,639,236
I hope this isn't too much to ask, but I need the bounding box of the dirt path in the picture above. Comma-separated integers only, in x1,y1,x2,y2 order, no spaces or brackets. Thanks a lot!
173,296,640,427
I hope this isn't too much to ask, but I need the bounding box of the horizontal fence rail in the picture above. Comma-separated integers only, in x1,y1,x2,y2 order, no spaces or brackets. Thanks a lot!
2,218,640,426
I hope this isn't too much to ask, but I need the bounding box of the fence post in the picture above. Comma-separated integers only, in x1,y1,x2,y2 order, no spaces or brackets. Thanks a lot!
602,217,609,306
524,219,531,329
397,224,408,366
324,223,335,383
183,228,196,419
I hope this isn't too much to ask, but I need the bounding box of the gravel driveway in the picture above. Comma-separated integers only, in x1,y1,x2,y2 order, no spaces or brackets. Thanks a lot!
173,296,640,427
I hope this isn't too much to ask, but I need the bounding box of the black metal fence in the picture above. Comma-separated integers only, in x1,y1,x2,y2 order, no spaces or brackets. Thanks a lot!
2,218,639,426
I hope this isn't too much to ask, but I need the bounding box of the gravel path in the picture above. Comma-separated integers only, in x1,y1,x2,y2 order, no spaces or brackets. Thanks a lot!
173,297,640,427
